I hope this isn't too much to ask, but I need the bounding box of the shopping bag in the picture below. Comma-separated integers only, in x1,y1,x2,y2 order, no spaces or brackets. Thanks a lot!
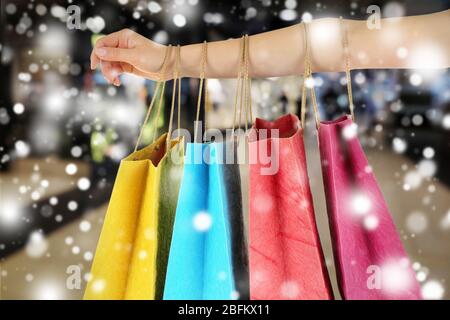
164,39,249,300
223,141,250,300
84,134,183,300
248,114,333,300
85,45,185,300
163,142,248,300
318,115,421,299
153,138,185,299
311,18,421,300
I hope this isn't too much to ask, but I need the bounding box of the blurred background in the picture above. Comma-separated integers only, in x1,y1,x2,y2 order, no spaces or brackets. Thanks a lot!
1,0,449,300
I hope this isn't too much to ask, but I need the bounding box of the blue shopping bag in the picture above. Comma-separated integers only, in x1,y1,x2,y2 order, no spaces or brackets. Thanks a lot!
164,142,248,300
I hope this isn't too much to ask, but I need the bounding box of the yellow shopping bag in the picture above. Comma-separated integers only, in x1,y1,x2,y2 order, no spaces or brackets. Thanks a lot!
84,45,185,300
84,134,183,300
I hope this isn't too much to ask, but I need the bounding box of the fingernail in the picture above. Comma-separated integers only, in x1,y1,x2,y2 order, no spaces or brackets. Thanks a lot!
113,78,120,86
96,48,107,57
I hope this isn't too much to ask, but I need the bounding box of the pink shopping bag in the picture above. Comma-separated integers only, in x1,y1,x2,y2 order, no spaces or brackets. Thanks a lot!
311,19,421,300
318,115,422,299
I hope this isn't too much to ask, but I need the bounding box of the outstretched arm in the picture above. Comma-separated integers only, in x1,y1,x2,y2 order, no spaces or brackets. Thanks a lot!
91,9,450,85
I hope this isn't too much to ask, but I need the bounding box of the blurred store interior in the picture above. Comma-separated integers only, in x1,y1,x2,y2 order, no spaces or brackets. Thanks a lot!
1,0,450,299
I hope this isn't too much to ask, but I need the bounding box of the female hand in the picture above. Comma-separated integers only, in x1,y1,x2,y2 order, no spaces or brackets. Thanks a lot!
90,28,169,86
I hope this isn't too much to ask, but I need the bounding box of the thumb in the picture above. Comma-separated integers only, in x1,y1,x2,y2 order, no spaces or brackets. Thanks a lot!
95,47,135,64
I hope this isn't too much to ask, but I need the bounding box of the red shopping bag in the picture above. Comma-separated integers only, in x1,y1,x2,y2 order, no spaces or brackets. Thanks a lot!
248,114,333,300
312,19,421,300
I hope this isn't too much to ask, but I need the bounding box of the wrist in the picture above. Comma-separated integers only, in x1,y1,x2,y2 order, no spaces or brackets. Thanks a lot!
159,44,198,80
148,43,174,80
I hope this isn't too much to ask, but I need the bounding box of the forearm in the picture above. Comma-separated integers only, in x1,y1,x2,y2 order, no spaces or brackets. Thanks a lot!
171,10,449,79
177,24,304,79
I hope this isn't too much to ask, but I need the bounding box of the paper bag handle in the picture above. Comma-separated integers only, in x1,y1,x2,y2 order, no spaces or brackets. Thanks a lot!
301,17,355,129
133,45,172,152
